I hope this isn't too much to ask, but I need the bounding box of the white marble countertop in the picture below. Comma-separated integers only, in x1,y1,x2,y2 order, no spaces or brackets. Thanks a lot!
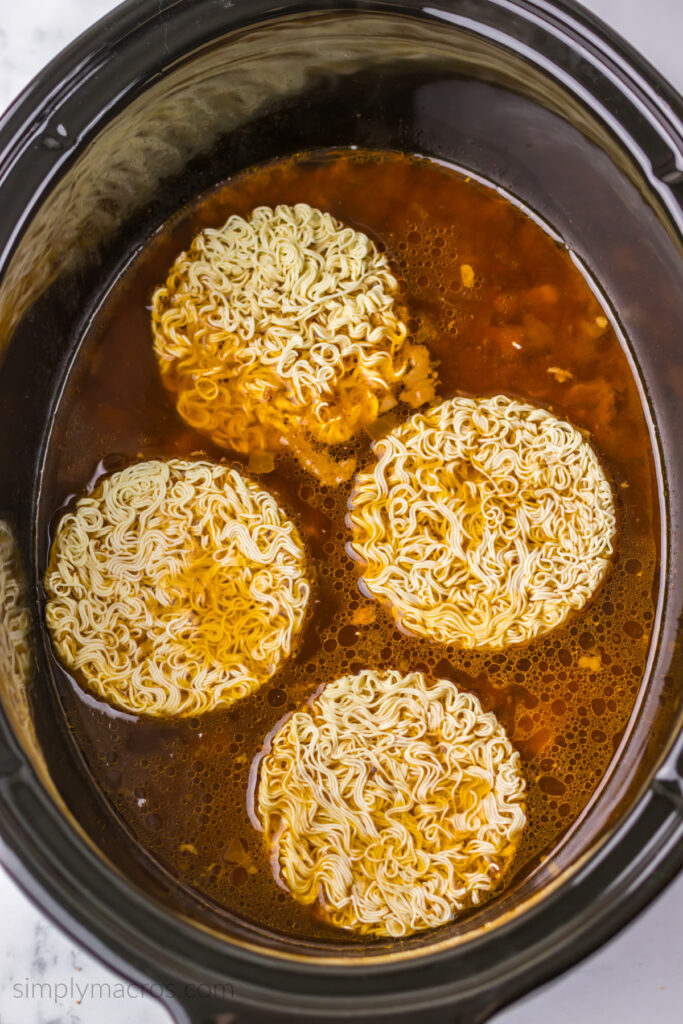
0,1,681,1022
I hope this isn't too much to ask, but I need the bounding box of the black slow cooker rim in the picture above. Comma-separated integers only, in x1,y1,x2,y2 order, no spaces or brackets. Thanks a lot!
0,1,681,1021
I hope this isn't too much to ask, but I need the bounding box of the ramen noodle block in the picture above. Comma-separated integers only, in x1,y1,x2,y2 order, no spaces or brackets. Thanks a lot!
256,669,527,937
44,459,310,717
348,395,616,648
151,203,436,485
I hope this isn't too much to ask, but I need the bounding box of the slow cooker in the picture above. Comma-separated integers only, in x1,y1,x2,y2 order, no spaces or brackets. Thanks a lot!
0,2,681,1022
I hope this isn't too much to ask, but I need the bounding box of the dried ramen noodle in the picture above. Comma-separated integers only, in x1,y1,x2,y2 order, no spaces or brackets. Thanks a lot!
44,459,310,717
348,395,616,648
257,669,527,937
151,203,436,484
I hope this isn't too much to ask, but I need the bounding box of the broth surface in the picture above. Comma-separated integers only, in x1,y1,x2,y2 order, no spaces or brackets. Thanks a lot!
42,150,659,941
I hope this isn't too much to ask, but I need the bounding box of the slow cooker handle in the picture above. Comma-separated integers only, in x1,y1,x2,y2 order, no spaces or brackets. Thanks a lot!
169,1001,492,1024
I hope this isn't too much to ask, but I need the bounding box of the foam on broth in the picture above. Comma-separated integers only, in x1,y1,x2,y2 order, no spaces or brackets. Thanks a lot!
43,150,658,942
